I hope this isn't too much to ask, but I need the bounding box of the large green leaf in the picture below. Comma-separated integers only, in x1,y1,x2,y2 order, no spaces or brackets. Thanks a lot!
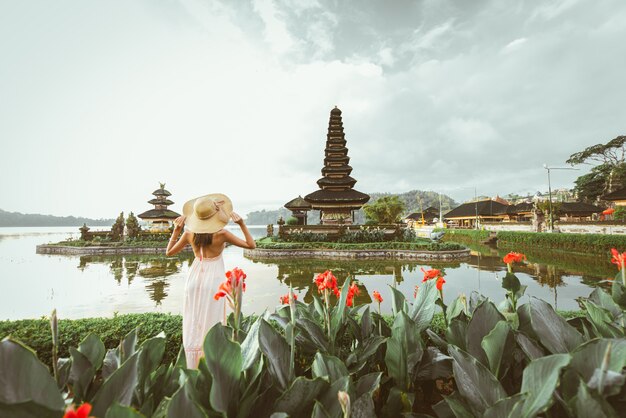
258,319,290,391
514,331,544,360
438,391,475,418
517,298,583,354
514,353,571,418
611,278,626,309
241,316,262,371
351,394,377,418
203,323,242,416
91,351,140,417
389,285,407,315
0,338,64,417
483,394,524,418
570,380,619,418
346,336,387,373
69,347,96,402
167,379,208,418
582,301,623,338
385,337,408,391
105,403,146,418
501,272,521,294
588,287,622,319
137,333,166,403
296,317,330,353
415,347,452,381
446,296,467,322
466,300,505,366
273,376,328,416
385,311,421,391
311,401,331,418
480,321,510,378
330,277,351,345
445,316,468,351
317,375,353,418
570,338,626,382
78,333,106,370
120,328,138,363
312,352,348,383
409,279,439,333
360,306,372,340
355,372,382,399
448,345,506,415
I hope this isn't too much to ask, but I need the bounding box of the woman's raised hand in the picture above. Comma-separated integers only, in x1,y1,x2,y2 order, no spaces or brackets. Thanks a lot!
231,212,244,225
173,215,186,229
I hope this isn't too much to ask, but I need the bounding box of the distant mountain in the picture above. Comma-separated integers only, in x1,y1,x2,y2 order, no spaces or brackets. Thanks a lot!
245,190,458,225
0,209,115,227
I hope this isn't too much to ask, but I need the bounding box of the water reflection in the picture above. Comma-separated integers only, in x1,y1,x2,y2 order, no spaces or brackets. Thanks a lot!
247,241,610,311
77,253,193,304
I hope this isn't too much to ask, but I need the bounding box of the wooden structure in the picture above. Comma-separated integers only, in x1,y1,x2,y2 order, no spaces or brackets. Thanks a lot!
444,198,603,227
405,207,440,226
284,196,312,225
557,202,603,221
444,199,509,228
138,183,180,232
304,107,370,224
603,186,626,206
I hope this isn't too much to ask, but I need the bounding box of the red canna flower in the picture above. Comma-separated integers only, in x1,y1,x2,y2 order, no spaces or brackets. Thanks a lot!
611,248,626,270
214,280,232,300
421,268,442,282
503,252,526,264
346,283,360,307
214,267,247,308
280,293,297,304
64,403,92,418
372,290,383,303
314,270,340,296
436,276,446,291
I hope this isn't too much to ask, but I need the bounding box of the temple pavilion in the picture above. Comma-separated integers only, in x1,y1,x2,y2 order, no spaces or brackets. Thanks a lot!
304,107,370,224
284,195,312,225
138,183,180,232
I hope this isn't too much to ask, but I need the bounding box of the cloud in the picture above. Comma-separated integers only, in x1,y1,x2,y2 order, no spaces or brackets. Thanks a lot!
1,0,625,217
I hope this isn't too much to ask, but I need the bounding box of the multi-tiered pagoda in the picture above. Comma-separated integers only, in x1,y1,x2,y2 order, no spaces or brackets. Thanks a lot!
138,183,180,231
304,107,370,224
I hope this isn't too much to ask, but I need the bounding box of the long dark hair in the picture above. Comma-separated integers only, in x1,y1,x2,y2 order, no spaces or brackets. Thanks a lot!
193,233,213,247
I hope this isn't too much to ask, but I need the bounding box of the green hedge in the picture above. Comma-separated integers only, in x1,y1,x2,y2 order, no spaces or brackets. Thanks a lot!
438,229,491,240
0,313,182,368
496,231,626,254
256,239,465,251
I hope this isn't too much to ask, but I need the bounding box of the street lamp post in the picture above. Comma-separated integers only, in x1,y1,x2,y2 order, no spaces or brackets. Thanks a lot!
542,164,578,232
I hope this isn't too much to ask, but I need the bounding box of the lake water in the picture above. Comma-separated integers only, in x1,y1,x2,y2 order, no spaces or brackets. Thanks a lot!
0,227,613,320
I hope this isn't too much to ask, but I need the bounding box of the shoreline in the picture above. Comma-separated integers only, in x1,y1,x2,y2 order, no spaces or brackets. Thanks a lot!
244,247,471,260
36,244,192,255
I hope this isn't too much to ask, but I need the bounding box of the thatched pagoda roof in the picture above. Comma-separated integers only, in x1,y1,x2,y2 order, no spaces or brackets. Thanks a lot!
148,198,174,205
284,196,312,210
138,209,180,220
305,189,370,205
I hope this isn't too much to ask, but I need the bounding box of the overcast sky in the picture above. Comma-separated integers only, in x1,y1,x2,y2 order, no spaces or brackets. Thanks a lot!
1,0,625,219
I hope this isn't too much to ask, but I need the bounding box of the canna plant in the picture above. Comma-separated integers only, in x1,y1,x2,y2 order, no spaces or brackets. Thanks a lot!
3,260,626,417
214,267,247,341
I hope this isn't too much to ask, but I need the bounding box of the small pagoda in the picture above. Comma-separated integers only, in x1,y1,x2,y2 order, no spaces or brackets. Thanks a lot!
304,107,370,224
138,183,180,232
284,196,312,225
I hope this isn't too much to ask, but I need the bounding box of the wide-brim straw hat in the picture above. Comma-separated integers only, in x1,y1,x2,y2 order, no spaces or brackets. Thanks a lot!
182,193,233,234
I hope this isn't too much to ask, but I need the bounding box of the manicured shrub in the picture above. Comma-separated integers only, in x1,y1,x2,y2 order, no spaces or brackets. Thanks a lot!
497,230,626,255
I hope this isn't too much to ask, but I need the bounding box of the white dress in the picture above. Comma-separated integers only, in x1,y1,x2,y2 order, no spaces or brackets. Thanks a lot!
183,250,226,368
